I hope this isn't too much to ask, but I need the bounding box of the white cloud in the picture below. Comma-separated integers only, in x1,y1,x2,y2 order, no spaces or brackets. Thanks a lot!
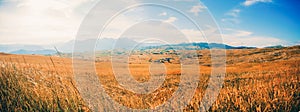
222,9,241,24
222,29,288,47
226,9,241,17
101,14,141,38
0,0,98,45
180,29,205,42
221,18,240,24
174,0,194,1
159,12,167,16
222,0,273,24
189,4,206,16
180,25,223,43
224,36,285,48
121,21,190,44
163,17,178,23
243,0,272,6
224,28,253,37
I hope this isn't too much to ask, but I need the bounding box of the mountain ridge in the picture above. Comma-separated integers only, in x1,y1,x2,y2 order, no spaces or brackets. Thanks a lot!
0,38,289,55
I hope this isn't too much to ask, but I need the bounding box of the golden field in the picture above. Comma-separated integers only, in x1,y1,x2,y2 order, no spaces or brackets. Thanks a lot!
0,46,299,111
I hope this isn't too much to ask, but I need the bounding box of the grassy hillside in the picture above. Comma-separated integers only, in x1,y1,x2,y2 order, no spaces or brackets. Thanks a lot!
0,46,299,111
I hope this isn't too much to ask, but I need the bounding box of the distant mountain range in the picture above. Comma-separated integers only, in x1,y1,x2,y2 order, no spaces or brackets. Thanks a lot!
0,44,45,53
9,49,57,55
154,42,256,50
0,44,56,55
0,38,285,55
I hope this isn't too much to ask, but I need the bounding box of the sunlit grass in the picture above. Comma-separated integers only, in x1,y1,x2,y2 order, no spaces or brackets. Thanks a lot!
0,46,299,111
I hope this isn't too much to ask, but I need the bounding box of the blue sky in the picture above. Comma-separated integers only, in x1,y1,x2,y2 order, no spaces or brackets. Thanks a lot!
0,0,299,47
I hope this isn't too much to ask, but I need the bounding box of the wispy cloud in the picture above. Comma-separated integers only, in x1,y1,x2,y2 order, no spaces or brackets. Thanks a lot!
159,12,167,16
222,28,288,47
221,18,240,24
188,4,206,16
226,9,241,17
222,0,272,25
224,28,253,37
243,0,272,6
163,17,178,23
222,9,241,24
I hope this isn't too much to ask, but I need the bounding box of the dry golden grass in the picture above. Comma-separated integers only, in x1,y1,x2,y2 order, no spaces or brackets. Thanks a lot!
0,55,88,111
0,46,299,111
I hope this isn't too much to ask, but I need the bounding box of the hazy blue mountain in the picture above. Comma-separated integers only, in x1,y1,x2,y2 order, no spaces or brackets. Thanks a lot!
0,45,45,53
144,42,256,50
264,45,284,49
9,49,56,55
